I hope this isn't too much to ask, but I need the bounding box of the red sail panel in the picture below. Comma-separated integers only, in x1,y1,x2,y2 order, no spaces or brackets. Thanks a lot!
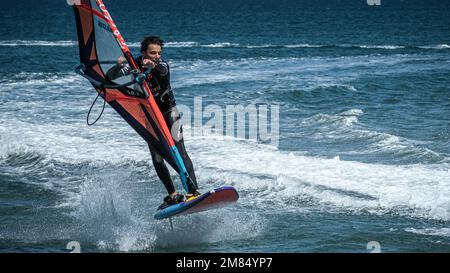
72,0,179,171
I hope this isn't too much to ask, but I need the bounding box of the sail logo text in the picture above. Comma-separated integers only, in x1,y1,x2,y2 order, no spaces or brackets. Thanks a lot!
98,3,128,50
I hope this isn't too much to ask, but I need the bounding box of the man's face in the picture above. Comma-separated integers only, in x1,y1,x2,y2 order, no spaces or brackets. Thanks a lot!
142,44,162,62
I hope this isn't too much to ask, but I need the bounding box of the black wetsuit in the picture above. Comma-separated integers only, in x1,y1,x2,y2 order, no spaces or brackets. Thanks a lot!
107,57,198,194
135,56,176,115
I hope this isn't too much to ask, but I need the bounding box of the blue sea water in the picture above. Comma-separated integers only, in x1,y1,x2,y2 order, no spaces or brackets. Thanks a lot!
0,0,449,253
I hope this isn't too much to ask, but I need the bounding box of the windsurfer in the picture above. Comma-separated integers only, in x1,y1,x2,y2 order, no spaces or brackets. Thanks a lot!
106,36,200,209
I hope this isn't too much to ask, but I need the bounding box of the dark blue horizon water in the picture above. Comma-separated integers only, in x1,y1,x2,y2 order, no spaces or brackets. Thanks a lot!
0,0,449,253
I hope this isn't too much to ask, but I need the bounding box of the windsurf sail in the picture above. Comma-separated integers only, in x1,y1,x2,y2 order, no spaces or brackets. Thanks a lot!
72,0,193,192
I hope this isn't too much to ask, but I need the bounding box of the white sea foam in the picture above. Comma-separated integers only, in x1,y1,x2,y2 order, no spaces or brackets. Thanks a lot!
1,73,81,87
245,44,276,48
419,44,450,50
2,39,449,251
127,41,201,48
165,41,200,47
188,131,450,221
1,40,448,51
0,115,148,165
90,211,265,252
174,54,412,89
299,109,445,163
359,45,405,50
2,107,450,253
301,109,363,130
67,170,265,252
201,42,239,48
284,44,323,48
0,40,77,47
1,55,449,229
405,228,450,237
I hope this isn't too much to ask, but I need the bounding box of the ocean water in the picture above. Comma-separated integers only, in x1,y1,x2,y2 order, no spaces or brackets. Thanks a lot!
0,0,450,253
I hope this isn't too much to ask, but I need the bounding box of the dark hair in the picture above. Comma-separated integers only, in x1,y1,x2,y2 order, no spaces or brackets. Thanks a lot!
140,36,164,52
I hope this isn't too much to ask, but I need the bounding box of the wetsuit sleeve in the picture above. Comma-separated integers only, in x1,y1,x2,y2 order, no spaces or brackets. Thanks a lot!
106,63,132,80
152,61,169,77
